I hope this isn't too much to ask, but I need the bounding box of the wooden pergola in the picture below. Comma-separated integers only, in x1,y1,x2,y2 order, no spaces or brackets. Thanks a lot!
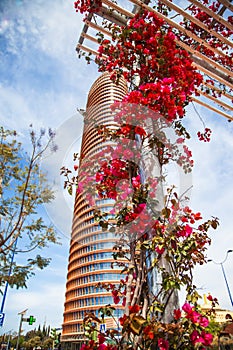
76,0,233,121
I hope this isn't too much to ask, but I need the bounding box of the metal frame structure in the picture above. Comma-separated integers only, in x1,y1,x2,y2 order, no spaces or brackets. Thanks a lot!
76,0,233,121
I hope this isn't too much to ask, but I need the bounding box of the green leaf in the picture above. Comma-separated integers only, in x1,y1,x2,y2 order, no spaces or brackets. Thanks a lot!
67,185,73,195
0,126,58,290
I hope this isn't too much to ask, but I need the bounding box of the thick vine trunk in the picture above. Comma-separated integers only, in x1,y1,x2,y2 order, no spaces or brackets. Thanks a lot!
142,118,179,322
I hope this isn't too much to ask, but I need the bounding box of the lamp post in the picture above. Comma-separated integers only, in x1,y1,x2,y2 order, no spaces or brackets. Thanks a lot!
208,249,233,307
5,329,13,350
16,309,28,350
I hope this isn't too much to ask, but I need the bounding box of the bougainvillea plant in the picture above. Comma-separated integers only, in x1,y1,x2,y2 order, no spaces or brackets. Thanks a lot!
62,0,233,348
80,297,219,349
96,11,203,127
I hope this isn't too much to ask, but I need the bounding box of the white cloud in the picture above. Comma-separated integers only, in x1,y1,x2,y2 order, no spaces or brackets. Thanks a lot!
0,0,99,131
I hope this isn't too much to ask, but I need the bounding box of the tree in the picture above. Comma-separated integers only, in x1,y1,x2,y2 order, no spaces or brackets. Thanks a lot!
20,325,55,350
0,125,58,289
23,335,41,349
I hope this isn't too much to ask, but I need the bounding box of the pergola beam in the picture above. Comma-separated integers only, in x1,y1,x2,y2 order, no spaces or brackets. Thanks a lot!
192,59,233,90
85,20,112,37
218,0,233,12
191,97,233,120
94,3,130,25
188,0,233,31
177,40,233,82
76,33,233,118
102,0,134,17
196,89,233,111
158,0,233,49
128,0,228,59
203,82,233,101
75,0,233,121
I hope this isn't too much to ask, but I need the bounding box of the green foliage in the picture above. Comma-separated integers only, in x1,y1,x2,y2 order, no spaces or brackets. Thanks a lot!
50,328,61,347
17,325,54,350
0,125,59,290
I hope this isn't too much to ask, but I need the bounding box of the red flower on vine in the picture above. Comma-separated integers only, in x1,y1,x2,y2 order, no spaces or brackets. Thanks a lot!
74,0,102,15
143,325,154,340
173,308,182,320
190,330,213,347
129,304,140,314
158,338,169,350
197,128,212,142
97,10,203,125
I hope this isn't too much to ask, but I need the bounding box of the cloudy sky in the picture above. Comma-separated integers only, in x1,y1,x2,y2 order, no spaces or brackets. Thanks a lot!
0,0,233,335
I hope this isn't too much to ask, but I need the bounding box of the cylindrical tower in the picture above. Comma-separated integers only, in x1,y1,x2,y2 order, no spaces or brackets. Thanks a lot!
62,73,128,347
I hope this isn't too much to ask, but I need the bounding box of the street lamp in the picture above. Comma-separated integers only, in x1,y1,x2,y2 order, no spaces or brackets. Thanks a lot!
16,309,28,350
208,249,233,307
6,329,13,350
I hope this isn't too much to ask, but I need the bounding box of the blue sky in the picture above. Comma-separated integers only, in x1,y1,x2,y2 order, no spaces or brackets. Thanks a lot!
0,0,233,335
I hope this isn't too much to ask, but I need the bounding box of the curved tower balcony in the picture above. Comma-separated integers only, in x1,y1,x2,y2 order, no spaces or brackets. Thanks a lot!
62,72,128,345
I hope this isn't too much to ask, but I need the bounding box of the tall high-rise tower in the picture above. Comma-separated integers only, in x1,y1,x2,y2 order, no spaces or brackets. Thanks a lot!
62,72,128,349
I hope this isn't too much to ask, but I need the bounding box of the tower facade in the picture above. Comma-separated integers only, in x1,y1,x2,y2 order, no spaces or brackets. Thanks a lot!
62,73,128,348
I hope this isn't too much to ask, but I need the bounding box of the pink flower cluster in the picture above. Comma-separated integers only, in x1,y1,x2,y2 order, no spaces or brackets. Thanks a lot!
182,303,213,347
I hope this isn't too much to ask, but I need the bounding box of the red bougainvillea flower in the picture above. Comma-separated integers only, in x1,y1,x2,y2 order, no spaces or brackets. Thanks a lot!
115,124,146,139
132,175,141,189
143,325,154,340
207,294,213,301
190,329,213,347
80,340,95,350
96,159,129,199
184,301,197,313
155,246,165,255
119,314,127,326
111,289,120,304
133,203,146,214
135,125,146,137
176,224,193,237
98,334,106,344
129,304,140,314
158,338,169,350
174,308,182,320
194,212,202,220
182,302,209,327
197,128,212,142
116,124,132,137
74,0,102,15
199,316,209,328
97,10,203,126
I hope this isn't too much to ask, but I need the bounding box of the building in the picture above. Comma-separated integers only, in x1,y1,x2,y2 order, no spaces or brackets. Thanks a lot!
61,72,128,349
201,294,233,323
